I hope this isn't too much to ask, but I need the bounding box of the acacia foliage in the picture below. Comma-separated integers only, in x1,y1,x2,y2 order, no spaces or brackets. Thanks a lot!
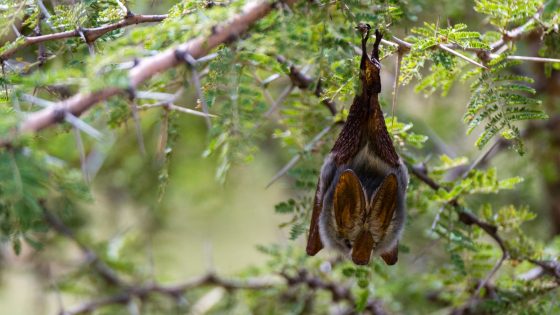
0,0,560,314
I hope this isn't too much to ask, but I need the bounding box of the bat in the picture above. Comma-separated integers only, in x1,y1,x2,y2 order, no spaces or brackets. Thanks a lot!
306,25,409,265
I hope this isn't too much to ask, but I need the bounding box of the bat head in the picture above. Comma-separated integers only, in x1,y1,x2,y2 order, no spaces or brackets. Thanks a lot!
331,169,398,265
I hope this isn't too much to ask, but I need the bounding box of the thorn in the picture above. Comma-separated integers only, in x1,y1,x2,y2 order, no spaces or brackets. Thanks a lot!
126,90,146,155
438,44,487,69
179,52,212,129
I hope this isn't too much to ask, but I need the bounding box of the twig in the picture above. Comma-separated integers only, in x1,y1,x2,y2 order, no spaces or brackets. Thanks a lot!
42,207,125,287
136,88,216,118
281,269,387,315
448,115,560,179
409,163,560,288
460,139,502,178
474,252,508,296
527,259,560,283
266,124,333,187
409,162,510,289
0,14,168,60
490,6,544,52
391,35,412,49
115,0,130,16
264,84,294,117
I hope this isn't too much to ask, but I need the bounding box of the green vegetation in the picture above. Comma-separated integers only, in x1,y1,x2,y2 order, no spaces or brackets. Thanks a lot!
0,0,559,314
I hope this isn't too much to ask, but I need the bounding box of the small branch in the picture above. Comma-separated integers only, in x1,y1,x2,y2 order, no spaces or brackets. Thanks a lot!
409,163,510,291
42,207,126,287
264,84,294,117
391,35,412,50
527,259,560,283
474,253,508,296
490,6,544,52
276,55,338,115
411,162,508,252
137,88,216,118
281,269,387,315
115,0,130,16
266,124,333,187
448,115,560,179
410,163,560,287
0,14,168,60
410,163,441,190
460,139,502,178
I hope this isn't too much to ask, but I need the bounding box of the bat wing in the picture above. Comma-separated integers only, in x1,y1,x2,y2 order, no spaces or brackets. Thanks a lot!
306,178,324,256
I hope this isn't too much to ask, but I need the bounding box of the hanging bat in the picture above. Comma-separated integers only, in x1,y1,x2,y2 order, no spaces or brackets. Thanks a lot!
306,25,409,265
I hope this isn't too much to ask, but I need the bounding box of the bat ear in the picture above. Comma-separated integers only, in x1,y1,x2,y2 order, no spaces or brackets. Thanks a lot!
333,169,366,234
368,173,398,234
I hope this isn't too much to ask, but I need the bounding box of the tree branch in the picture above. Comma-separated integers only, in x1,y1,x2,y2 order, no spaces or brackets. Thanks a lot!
63,273,281,315
409,163,560,285
281,269,387,315
13,0,297,140
0,14,168,61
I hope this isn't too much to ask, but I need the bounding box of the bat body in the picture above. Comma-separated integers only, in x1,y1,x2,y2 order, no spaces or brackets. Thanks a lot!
306,26,409,265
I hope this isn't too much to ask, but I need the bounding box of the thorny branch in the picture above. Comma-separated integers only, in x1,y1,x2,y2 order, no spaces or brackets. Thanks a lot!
0,14,168,60
1,0,557,149
1,0,297,145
